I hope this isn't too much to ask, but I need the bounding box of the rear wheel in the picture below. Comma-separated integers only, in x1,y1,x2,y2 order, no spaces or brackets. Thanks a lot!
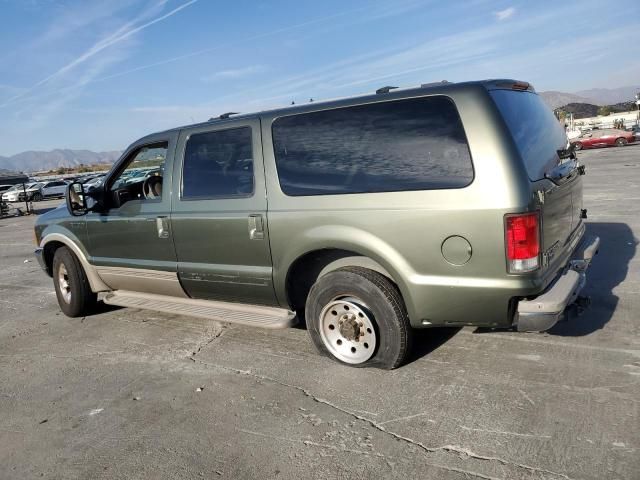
52,247,96,317
615,138,627,147
305,267,412,369
573,142,583,151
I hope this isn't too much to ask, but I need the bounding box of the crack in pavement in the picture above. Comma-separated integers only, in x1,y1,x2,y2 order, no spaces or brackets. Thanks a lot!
238,428,505,480
194,359,574,480
190,325,226,359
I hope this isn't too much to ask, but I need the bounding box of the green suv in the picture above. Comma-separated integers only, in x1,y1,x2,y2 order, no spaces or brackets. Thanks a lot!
34,79,599,369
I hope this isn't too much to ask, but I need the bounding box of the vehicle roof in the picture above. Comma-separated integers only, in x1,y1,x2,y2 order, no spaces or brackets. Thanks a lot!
137,78,533,143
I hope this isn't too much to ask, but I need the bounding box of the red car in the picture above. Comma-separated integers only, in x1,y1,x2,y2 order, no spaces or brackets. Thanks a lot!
572,128,635,150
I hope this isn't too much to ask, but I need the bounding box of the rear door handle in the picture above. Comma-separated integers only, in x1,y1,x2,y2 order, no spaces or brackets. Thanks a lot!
248,214,264,240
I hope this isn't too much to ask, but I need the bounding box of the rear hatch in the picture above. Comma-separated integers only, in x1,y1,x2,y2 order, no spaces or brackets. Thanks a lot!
490,87,583,272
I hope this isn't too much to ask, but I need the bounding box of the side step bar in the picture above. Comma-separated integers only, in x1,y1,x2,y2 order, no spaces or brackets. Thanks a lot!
103,290,296,329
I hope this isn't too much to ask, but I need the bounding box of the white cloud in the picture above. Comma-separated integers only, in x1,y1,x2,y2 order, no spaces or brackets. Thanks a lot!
0,0,199,109
201,65,267,83
494,7,516,21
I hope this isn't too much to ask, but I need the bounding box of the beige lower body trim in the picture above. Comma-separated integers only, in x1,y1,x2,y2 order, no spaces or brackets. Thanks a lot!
96,266,188,298
41,233,110,293
103,290,296,329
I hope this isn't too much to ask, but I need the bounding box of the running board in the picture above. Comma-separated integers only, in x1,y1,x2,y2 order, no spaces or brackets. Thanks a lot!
102,290,296,329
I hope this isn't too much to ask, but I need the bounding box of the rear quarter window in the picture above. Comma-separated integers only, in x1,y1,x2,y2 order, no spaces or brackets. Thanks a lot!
271,96,473,196
490,90,567,181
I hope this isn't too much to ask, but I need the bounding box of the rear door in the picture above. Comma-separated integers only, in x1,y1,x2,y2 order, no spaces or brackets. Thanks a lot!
170,118,278,306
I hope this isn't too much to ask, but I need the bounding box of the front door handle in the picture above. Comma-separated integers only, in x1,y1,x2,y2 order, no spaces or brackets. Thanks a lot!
156,216,169,239
248,214,264,240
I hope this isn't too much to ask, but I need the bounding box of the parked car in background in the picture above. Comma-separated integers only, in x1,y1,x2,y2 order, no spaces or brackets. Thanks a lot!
83,175,106,191
2,183,41,202
38,180,69,200
572,128,635,150
0,185,14,194
629,125,640,141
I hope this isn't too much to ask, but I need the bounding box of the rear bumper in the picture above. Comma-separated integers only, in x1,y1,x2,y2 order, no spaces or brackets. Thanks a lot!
515,234,600,332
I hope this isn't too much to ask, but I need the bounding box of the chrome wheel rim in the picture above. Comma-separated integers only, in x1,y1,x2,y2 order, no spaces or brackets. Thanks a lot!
58,264,72,304
319,297,377,364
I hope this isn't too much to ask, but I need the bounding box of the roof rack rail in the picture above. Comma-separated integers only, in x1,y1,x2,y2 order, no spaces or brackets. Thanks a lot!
420,80,450,88
375,86,398,95
211,112,239,121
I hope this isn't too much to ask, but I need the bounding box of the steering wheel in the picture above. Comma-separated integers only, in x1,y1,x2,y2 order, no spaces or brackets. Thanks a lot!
142,175,163,200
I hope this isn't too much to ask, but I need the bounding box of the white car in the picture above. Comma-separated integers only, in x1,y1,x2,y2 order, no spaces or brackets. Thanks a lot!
2,183,42,202
37,180,68,200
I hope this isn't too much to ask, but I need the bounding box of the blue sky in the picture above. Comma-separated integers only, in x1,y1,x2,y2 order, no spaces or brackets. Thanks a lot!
0,0,638,156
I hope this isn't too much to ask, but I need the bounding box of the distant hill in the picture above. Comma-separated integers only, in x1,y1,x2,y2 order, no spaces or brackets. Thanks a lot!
559,103,600,119
0,149,121,173
540,91,593,109
556,100,637,119
575,86,640,106
540,86,639,109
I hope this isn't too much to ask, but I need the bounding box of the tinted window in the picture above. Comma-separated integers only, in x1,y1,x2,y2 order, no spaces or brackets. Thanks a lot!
490,90,567,181
182,127,254,199
272,96,473,196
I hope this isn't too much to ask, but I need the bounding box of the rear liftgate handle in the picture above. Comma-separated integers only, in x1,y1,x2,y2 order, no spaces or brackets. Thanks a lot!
248,214,264,240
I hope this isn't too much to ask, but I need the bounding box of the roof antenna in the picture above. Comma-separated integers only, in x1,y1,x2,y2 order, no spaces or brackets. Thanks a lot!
309,98,314,103
291,101,295,105
376,86,398,95
218,112,239,120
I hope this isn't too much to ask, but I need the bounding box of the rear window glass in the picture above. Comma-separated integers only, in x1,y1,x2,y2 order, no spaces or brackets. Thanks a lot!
271,96,473,196
182,127,254,199
490,90,567,181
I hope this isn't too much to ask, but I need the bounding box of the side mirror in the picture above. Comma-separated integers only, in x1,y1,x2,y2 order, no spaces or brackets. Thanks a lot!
65,182,88,216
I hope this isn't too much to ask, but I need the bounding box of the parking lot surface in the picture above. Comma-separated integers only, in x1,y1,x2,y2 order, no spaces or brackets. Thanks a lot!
1,146,639,480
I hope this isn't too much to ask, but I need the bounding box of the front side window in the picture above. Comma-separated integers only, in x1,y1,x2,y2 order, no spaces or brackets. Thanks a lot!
271,96,474,196
109,143,167,204
182,127,254,199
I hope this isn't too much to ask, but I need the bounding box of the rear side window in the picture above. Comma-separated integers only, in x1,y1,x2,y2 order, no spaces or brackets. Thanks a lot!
490,90,567,181
271,96,473,196
182,127,254,199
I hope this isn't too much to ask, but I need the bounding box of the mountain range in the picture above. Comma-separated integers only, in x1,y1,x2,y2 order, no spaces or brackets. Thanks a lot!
0,149,121,174
540,85,639,109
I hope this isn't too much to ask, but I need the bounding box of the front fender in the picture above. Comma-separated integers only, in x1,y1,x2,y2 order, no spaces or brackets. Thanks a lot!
40,226,110,293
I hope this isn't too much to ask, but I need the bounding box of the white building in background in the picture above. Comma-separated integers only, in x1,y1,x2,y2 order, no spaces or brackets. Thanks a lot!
575,109,640,131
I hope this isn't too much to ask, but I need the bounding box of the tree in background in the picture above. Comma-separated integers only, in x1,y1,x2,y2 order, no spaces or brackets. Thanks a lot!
598,106,612,116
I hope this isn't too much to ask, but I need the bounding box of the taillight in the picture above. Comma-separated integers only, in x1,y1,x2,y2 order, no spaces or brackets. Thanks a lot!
505,212,540,273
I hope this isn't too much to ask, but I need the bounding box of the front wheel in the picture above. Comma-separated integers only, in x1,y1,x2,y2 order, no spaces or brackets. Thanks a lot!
573,142,583,151
53,247,97,317
305,267,412,369
615,138,627,147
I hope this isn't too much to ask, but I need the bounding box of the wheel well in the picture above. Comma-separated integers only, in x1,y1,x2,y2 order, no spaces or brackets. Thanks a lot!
42,241,65,276
285,248,396,319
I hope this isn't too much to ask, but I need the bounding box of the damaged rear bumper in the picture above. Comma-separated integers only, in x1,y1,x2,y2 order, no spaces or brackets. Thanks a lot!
515,234,600,332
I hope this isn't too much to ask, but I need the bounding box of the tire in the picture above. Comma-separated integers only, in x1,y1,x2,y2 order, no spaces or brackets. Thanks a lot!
573,142,583,151
615,138,627,147
305,267,412,369
52,247,96,317
32,192,42,202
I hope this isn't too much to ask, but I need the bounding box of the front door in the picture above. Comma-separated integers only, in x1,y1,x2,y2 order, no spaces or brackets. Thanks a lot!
84,133,185,297
170,118,278,306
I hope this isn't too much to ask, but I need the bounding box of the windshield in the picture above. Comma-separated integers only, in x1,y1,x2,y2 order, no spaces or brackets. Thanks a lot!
490,90,567,181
